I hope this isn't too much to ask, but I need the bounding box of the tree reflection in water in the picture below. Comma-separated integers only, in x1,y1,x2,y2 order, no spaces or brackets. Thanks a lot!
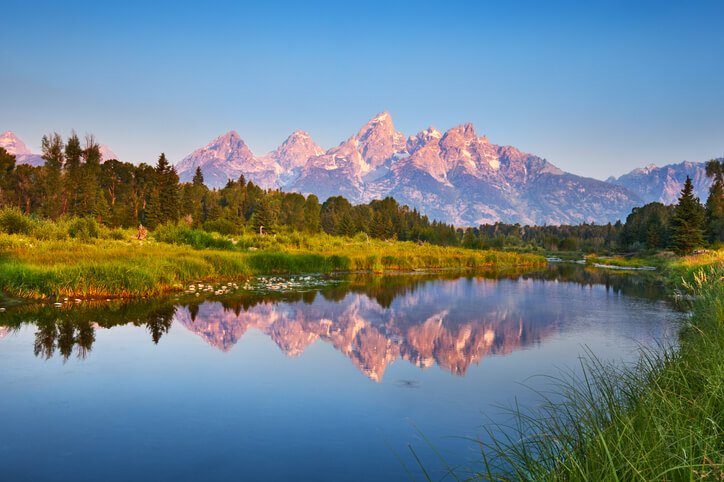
0,265,675,369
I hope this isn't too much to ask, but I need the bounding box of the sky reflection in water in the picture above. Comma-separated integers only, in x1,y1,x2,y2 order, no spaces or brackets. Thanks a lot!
0,266,683,481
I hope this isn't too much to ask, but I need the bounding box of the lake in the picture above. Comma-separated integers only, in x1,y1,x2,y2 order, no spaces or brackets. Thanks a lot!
0,265,683,481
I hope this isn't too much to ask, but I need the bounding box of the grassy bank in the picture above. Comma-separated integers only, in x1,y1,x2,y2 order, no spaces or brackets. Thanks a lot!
0,221,545,300
585,254,650,268
450,251,723,480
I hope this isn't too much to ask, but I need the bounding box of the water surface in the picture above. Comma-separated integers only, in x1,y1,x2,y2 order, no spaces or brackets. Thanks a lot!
0,266,682,481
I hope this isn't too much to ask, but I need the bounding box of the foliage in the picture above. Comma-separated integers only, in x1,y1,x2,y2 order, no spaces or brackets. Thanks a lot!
0,207,35,235
0,133,462,247
3,132,722,257
585,255,647,267
154,222,235,250
67,217,99,241
0,220,545,299
669,176,706,254
705,158,724,244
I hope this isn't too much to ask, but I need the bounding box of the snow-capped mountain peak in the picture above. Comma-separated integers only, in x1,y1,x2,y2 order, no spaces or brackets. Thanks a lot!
99,145,119,162
0,131,33,156
174,113,647,225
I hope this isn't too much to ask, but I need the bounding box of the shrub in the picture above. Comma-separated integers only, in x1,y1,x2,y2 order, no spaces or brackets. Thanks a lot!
68,217,99,241
32,218,69,240
98,225,128,240
0,208,35,235
110,228,127,240
202,219,237,235
154,222,235,250
353,232,370,243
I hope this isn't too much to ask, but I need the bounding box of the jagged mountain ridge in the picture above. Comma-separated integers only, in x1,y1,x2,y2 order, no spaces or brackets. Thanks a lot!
0,131,44,166
176,113,643,225
0,131,119,165
176,130,324,188
174,282,561,382
607,160,716,205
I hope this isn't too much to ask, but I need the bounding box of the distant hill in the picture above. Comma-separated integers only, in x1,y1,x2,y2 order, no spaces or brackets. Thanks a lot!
606,161,717,205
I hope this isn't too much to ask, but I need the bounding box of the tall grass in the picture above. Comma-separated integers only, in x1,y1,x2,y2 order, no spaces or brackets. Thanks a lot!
0,212,545,299
438,252,724,480
585,254,649,268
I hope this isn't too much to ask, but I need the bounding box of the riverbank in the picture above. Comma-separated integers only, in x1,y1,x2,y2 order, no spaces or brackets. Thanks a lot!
0,229,545,300
459,250,724,480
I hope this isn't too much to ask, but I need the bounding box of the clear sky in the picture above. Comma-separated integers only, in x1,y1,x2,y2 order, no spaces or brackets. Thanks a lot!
1,0,722,179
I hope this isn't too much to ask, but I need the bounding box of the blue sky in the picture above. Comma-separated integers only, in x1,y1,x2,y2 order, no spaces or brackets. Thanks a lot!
1,0,722,179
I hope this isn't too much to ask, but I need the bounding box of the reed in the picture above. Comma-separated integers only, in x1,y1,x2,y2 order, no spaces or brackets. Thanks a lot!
585,254,648,268
425,251,724,481
0,215,545,299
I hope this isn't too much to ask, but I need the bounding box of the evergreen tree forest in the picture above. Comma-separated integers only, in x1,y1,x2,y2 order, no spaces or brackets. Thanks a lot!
0,132,720,255
463,172,721,254
0,134,458,246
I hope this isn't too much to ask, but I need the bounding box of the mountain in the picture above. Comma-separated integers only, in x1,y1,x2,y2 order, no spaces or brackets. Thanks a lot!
606,161,715,205
0,131,43,166
257,130,325,187
176,113,644,225
174,279,561,382
357,120,640,226
289,114,641,225
176,130,324,189
99,145,119,162
0,131,121,165
290,111,409,201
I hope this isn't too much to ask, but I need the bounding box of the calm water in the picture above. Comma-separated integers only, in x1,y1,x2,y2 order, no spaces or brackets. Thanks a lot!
0,266,683,481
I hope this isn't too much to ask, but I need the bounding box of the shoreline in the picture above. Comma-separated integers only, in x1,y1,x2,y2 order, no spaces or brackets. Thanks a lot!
0,233,546,302
454,251,724,479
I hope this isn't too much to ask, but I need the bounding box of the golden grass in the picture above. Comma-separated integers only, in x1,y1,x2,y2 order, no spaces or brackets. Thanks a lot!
0,232,546,299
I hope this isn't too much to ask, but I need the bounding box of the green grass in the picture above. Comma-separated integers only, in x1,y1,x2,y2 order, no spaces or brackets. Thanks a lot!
585,254,650,268
0,218,545,299
432,251,724,481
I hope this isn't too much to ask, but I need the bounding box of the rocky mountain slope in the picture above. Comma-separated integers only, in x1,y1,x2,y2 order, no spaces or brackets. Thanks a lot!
177,113,644,225
606,161,716,205
0,131,44,166
174,281,561,382
176,130,324,188
99,145,119,162
0,131,119,165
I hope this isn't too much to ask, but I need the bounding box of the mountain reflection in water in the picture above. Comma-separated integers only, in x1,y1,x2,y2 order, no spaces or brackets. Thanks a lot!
0,265,673,382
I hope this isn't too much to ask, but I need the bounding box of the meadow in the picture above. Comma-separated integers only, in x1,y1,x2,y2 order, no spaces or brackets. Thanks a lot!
0,209,545,300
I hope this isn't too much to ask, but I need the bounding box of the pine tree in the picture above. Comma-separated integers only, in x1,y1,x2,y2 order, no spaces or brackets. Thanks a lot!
303,194,320,233
0,148,16,208
160,165,180,223
252,197,276,235
145,189,162,229
669,176,705,254
462,228,477,249
145,153,180,228
370,212,386,239
64,131,83,215
40,133,64,219
192,166,204,187
78,136,108,222
704,159,724,244
336,212,355,237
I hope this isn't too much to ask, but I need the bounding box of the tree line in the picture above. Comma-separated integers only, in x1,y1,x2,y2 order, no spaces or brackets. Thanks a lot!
459,162,724,254
0,132,459,245
0,132,720,254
